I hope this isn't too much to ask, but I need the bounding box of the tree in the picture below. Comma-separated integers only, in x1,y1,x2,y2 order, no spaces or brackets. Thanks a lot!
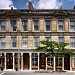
55,42,73,56
36,40,56,56
35,40,73,71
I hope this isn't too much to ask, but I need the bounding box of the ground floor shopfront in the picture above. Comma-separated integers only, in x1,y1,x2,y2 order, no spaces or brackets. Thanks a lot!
0,51,75,71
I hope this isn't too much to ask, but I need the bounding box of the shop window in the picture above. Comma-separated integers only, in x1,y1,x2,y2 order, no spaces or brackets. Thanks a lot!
32,53,38,66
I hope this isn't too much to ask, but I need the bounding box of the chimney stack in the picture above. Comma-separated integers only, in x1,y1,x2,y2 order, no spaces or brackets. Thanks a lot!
28,0,33,10
73,5,75,9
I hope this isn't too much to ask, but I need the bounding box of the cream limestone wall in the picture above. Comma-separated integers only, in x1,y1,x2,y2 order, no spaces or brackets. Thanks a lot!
19,36,22,49
51,36,58,42
28,36,33,49
28,18,33,31
6,36,11,49
51,18,57,31
64,18,69,31
39,18,44,31
64,36,70,48
17,18,22,31
39,36,45,46
6,18,11,31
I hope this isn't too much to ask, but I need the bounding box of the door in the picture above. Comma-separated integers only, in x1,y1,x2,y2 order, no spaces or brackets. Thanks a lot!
64,54,70,70
6,53,13,69
23,53,29,70
39,53,46,70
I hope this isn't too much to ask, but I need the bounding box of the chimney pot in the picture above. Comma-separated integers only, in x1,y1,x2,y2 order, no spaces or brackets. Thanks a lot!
11,6,13,10
73,6,75,9
28,1,33,9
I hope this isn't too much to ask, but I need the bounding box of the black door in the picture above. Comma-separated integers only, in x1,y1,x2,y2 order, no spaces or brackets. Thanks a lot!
6,53,13,69
64,54,70,70
39,53,46,70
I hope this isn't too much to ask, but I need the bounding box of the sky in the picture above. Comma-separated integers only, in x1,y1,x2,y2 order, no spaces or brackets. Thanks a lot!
0,0,75,9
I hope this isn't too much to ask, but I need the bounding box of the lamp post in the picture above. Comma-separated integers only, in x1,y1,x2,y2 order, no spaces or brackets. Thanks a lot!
17,30,20,71
15,24,20,71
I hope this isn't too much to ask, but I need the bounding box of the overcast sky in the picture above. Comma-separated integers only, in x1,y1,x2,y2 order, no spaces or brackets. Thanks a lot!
0,0,75,9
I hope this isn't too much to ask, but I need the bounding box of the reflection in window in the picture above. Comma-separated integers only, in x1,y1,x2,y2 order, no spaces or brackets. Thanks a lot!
0,37,6,48
11,37,16,47
32,53,38,66
22,37,28,47
0,53,5,68
14,53,21,68
56,57,62,66
34,20,39,31
47,54,53,66
58,21,63,31
45,20,50,31
72,55,75,67
22,20,27,31
70,21,75,31
34,37,39,47
11,20,16,31
0,20,6,31
46,37,51,41
58,37,64,44
70,37,75,48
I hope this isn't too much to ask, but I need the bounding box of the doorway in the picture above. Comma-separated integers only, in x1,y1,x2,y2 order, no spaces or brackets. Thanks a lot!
39,53,46,70
23,53,29,70
6,53,13,69
64,54,70,70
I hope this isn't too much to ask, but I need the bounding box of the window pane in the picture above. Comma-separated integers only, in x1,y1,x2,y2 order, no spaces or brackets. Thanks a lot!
34,20,38,31
47,54,53,66
58,37,64,44
11,20,16,31
1,20,6,31
1,37,6,48
70,21,75,31
45,20,50,31
32,53,38,66
56,57,62,66
70,37,75,47
34,37,39,47
46,37,50,41
72,55,75,67
58,21,63,31
12,37,16,47
22,37,28,47
22,20,27,31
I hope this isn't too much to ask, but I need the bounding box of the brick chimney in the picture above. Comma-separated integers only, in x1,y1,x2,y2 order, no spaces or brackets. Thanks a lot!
28,0,33,9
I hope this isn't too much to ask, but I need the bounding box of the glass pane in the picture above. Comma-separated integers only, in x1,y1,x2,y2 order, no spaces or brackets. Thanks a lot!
32,53,38,66
58,21,63,30
22,20,27,31
46,37,50,41
1,20,6,31
11,20,16,31
45,20,50,31
58,37,64,44
34,20,38,30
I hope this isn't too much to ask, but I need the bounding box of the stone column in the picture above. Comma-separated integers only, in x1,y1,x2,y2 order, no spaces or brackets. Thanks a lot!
13,53,15,70
53,56,55,71
46,54,47,71
21,53,23,70
70,54,72,71
62,56,64,71
4,53,6,70
38,53,39,70
29,53,32,71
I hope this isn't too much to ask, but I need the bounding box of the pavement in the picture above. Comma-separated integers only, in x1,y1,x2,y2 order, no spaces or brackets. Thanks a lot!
0,70,75,75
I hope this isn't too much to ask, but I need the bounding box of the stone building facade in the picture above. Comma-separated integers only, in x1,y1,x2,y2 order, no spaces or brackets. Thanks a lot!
0,9,75,71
